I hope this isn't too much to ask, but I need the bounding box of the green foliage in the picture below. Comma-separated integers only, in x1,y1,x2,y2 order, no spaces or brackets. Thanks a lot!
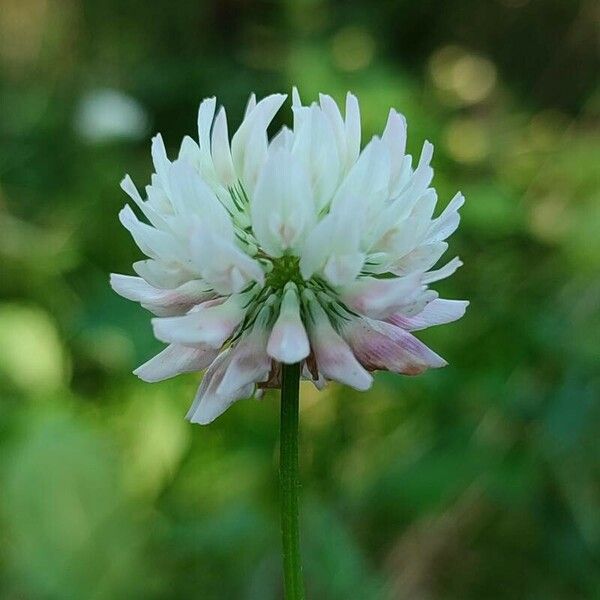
0,0,598,598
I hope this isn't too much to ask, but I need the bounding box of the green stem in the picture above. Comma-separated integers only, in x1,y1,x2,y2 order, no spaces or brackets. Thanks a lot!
280,362,305,600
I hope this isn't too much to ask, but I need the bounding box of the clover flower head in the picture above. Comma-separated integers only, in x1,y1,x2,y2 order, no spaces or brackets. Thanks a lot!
111,90,468,424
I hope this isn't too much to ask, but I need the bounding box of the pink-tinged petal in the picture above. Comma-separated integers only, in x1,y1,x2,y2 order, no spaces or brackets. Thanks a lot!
267,285,310,364
134,343,218,382
340,273,425,319
304,291,372,391
217,304,274,396
110,274,213,316
186,351,255,425
341,318,447,375
152,295,246,348
388,299,469,331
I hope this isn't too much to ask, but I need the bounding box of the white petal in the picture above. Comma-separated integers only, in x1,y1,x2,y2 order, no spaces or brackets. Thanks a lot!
267,285,310,364
120,175,169,230
394,141,434,207
168,159,232,233
244,93,257,116
119,205,184,261
110,274,212,316
388,299,469,331
382,109,407,196
390,241,448,276
133,259,192,289
251,147,315,257
211,106,236,187
152,296,246,348
422,256,462,284
178,136,203,172
319,93,346,166
231,93,287,192
190,221,264,294
291,104,341,210
340,273,425,319
304,292,372,391
134,343,218,382
300,192,366,285
344,92,361,168
332,138,390,217
197,97,217,155
151,134,171,194
427,192,465,242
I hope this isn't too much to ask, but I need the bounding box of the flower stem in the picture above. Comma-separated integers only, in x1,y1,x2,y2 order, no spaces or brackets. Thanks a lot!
280,362,305,600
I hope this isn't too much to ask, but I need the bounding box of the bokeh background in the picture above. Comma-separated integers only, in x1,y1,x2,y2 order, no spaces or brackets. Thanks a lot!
1,0,599,598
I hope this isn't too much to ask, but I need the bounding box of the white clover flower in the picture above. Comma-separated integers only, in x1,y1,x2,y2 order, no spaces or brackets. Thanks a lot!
111,90,468,424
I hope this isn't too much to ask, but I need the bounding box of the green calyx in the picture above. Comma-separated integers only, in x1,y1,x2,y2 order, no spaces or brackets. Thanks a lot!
265,255,304,290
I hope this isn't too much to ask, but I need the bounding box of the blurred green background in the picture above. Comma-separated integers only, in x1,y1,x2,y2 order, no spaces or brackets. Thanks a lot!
1,0,599,598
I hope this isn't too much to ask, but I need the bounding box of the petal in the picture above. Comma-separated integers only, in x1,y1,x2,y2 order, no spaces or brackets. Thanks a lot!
304,291,372,390
186,350,254,424
291,104,342,211
120,175,169,230
319,93,346,166
390,241,448,276
211,106,236,187
381,109,407,195
393,141,434,213
340,273,426,319
332,138,390,217
151,134,171,194
422,256,462,284
190,221,264,294
110,274,212,316
244,93,257,116
267,284,310,364
388,299,469,331
133,258,193,289
197,97,217,156
344,92,361,168
341,317,447,375
251,147,315,257
152,296,246,348
168,159,232,233
134,343,218,382
427,192,465,242
300,192,366,285
118,205,184,261
231,93,287,192
217,337,271,396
